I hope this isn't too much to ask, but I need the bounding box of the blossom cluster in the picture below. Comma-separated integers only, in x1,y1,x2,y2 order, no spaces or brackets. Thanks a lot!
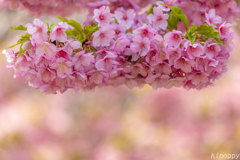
0,0,154,16
3,4,234,94
173,0,240,25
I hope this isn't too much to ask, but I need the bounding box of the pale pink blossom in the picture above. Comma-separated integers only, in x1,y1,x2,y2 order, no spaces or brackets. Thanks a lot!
35,42,57,60
146,74,170,90
114,8,136,29
94,6,113,27
174,57,195,73
147,6,169,30
130,35,150,57
164,30,182,48
218,22,232,38
184,41,204,59
111,35,130,53
92,27,115,47
133,24,155,39
50,22,68,42
205,9,222,27
188,72,209,85
50,58,72,78
204,40,221,59
26,18,48,42
164,77,185,89
72,51,95,70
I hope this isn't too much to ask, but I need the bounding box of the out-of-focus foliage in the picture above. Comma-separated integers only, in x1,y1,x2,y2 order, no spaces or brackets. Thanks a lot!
1,9,240,160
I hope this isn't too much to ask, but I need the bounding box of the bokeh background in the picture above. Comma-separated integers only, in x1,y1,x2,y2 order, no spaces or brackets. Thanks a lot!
1,8,240,160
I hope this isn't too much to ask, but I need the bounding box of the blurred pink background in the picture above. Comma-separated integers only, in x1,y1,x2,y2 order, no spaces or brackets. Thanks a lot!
0,9,240,160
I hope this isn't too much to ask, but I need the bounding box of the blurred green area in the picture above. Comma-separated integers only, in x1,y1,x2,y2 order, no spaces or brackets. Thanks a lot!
0,9,240,160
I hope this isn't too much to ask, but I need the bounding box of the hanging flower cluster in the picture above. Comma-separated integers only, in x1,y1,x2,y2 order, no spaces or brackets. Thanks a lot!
3,3,234,94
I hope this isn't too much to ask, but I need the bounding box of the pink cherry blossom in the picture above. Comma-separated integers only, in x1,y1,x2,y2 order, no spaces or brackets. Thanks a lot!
164,30,182,48
72,51,95,70
111,35,130,53
146,74,170,90
50,22,68,43
50,58,72,78
188,72,209,85
174,57,195,73
92,27,115,47
35,42,57,60
164,77,185,89
37,67,56,83
184,41,204,59
130,35,150,57
153,62,172,75
218,22,232,38
110,23,127,37
205,9,222,27
156,0,177,12
147,6,169,30
133,24,155,39
115,8,136,29
167,47,181,65
204,39,221,59
26,18,48,42
63,40,82,55
95,53,119,72
93,6,113,27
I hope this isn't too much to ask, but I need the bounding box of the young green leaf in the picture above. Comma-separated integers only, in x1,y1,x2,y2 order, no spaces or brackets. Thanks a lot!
46,23,54,31
168,6,189,27
7,34,31,49
195,24,226,47
84,25,99,35
10,24,27,31
17,43,26,59
57,16,68,22
67,20,83,33
167,13,179,30
66,29,79,36
186,24,198,45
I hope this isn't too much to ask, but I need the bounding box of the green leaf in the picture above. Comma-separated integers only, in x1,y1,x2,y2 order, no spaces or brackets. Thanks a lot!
10,24,27,31
195,24,225,47
7,34,31,49
168,6,189,27
46,23,54,31
17,43,26,59
66,29,79,36
186,24,198,45
57,16,68,22
84,25,99,35
76,34,85,43
67,20,83,33
167,13,179,30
